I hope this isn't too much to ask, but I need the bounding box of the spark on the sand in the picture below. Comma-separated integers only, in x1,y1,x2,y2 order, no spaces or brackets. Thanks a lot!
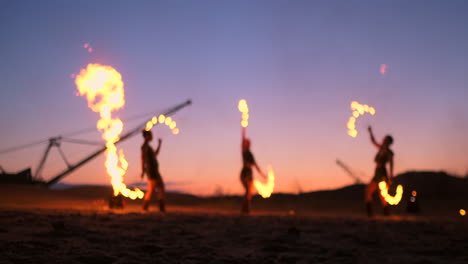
253,165,275,198
75,63,144,200
380,64,387,75
378,181,403,205
238,99,249,128
460,209,466,216
145,114,180,135
346,101,376,138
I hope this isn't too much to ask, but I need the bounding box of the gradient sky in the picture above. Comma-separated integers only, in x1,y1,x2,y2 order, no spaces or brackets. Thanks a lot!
1,0,467,195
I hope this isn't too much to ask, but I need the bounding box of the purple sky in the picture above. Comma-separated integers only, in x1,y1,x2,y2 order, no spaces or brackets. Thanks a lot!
1,0,467,195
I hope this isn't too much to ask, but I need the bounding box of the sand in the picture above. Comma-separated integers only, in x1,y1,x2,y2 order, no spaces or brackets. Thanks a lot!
1,184,467,263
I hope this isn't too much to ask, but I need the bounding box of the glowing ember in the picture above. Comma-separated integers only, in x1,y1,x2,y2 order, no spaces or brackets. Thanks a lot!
83,43,93,53
380,64,387,75
460,209,466,216
238,99,249,128
75,63,144,200
346,101,376,137
253,166,275,198
145,114,180,135
378,181,403,205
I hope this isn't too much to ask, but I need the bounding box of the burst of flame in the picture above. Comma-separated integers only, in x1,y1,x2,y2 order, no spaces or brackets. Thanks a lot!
238,99,249,128
253,166,275,198
460,209,466,216
347,101,376,137
75,64,144,200
378,181,403,205
144,114,180,135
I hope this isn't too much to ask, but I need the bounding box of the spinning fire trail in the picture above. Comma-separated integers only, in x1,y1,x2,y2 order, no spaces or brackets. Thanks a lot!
238,99,275,198
75,64,144,200
346,101,376,138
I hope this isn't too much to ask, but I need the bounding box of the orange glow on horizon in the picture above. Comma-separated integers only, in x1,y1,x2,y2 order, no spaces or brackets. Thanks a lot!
75,63,144,200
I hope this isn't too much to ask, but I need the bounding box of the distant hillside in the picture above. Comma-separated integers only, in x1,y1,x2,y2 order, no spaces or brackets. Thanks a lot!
298,171,468,200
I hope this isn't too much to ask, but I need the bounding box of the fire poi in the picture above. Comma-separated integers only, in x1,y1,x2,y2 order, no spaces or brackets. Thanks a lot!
346,101,376,138
238,99,275,198
75,64,144,200
378,181,403,205
145,114,180,135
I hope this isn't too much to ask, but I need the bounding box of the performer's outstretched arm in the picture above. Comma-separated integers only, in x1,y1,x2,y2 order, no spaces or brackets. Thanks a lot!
368,126,381,148
155,139,162,156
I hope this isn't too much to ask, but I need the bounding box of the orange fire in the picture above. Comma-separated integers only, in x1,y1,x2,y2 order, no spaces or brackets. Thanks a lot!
75,64,144,200
347,101,376,137
145,114,180,135
378,181,403,205
460,209,466,216
253,165,275,198
238,99,249,128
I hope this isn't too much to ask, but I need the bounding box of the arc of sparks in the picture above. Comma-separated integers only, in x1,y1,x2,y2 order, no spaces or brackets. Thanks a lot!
145,114,180,135
378,181,403,205
347,101,376,138
253,165,275,198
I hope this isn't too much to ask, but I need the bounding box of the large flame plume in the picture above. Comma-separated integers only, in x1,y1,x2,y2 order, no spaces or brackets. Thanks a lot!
145,114,180,135
347,101,376,137
253,165,275,198
238,99,275,198
75,64,144,200
378,181,403,205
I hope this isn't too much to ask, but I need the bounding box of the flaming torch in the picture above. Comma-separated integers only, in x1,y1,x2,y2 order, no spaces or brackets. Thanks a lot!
238,99,275,198
347,101,376,138
75,64,144,200
238,99,249,128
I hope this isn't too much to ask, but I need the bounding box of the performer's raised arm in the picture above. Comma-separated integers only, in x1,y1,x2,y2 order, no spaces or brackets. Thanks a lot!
154,138,162,156
140,147,145,179
368,126,381,148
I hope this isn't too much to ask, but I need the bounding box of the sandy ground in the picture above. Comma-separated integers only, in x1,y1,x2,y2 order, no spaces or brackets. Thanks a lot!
1,185,467,263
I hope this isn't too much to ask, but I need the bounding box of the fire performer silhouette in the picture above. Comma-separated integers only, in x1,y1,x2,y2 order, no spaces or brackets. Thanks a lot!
366,126,394,217
141,130,166,212
240,127,266,214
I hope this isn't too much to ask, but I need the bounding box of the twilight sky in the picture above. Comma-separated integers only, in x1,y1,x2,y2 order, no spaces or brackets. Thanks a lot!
1,0,467,195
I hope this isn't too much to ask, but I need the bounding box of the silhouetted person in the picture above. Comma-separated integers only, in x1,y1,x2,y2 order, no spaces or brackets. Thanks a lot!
240,127,265,214
141,130,166,212
366,126,394,217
